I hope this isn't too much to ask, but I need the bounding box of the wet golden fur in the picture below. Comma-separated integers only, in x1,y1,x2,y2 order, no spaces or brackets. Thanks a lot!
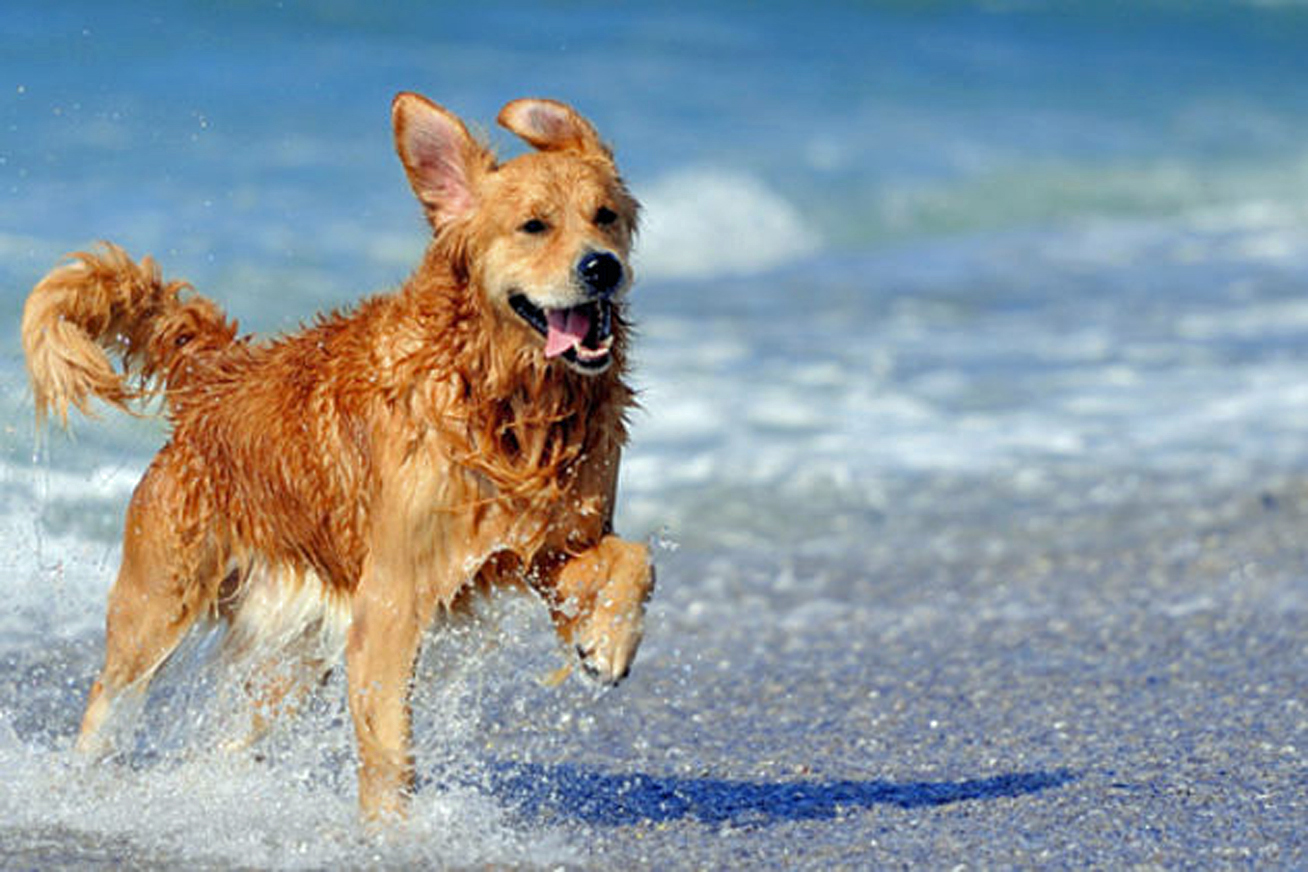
20,93,654,821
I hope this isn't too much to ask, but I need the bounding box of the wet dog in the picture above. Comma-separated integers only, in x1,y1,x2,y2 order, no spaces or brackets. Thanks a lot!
21,93,654,821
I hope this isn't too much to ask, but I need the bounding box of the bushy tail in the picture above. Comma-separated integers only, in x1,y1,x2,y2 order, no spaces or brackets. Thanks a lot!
21,242,238,427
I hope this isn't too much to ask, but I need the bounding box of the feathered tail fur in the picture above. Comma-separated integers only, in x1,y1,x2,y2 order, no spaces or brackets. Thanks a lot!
21,243,238,426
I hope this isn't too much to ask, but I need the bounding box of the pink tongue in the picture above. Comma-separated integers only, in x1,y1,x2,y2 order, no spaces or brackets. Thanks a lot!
544,308,591,358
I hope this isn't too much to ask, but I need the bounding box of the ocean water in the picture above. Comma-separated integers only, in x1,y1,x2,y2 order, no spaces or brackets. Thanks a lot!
2,1,1308,867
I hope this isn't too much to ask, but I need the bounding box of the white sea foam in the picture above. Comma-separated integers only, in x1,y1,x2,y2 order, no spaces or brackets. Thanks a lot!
0,711,576,869
634,169,822,281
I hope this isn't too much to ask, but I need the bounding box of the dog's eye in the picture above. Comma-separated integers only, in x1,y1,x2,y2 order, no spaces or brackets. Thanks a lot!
520,218,549,235
594,207,618,227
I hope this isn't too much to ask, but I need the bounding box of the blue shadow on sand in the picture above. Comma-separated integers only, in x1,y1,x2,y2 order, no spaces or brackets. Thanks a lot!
486,761,1079,826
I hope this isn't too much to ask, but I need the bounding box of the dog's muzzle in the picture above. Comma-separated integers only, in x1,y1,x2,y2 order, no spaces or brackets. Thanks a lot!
509,294,615,373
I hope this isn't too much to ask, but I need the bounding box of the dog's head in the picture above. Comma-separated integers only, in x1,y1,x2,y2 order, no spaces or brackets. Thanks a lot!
393,93,639,376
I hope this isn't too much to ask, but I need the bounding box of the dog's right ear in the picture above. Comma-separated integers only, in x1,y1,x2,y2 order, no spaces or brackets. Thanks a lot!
392,93,490,228
498,98,611,160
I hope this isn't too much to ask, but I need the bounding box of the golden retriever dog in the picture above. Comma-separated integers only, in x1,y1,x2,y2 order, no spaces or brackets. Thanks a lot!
21,93,654,821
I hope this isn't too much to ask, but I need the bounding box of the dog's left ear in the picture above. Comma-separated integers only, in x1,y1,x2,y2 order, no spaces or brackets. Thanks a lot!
497,99,612,160
393,92,492,228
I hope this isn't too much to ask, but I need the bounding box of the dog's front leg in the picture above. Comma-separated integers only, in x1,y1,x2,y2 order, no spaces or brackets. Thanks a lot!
346,558,421,823
548,535,654,685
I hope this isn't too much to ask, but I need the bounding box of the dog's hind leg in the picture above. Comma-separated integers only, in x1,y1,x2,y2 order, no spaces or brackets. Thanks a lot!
216,568,348,752
229,634,342,752
212,645,334,754
247,651,332,745
78,460,221,758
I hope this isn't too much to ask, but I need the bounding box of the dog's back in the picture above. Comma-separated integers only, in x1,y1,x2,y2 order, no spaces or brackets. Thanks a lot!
23,244,373,586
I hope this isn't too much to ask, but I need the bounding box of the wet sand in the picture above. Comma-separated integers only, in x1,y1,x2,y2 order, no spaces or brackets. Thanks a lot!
473,469,1307,868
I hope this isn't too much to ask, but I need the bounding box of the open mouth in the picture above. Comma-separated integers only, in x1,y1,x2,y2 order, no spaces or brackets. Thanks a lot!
509,295,614,372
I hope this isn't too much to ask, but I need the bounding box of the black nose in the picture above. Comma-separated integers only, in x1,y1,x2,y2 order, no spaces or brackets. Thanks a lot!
578,251,623,298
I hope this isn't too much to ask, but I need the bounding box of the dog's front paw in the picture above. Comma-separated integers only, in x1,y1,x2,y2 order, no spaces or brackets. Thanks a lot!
574,598,645,686
552,537,654,686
